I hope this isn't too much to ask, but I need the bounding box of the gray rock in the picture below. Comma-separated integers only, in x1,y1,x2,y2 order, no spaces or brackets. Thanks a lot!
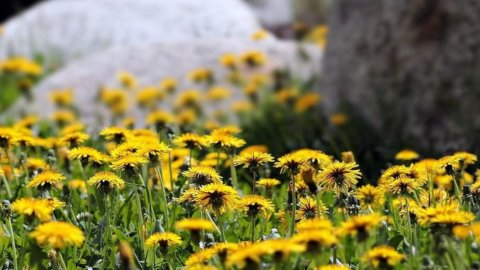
0,0,261,67
8,40,322,127
244,0,294,27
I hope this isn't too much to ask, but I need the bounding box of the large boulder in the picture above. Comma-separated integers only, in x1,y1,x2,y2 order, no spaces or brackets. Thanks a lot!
0,0,261,67
243,0,294,27
323,0,480,153
8,39,322,126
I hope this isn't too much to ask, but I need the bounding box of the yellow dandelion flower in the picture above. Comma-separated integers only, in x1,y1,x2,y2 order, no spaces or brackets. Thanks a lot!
356,185,385,209
361,246,405,268
69,146,110,166
174,133,210,149
292,230,338,251
295,92,321,112
251,29,269,41
87,171,125,192
387,177,419,196
26,171,65,190
297,218,334,233
110,154,148,175
145,232,182,251
49,89,74,106
195,183,239,214
257,178,281,188
234,151,274,169
316,161,361,192
176,218,215,232
12,198,56,222
207,86,231,101
116,71,137,89
330,113,348,126
58,132,89,148
159,77,177,94
183,166,222,186
30,221,84,249
241,50,267,67
68,179,87,193
239,195,274,217
99,126,131,143
339,214,385,241
296,197,327,221
395,149,419,161
274,152,307,174
188,68,213,84
219,53,239,70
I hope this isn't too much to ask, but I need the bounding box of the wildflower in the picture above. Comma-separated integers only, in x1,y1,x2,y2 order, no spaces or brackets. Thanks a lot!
226,242,268,269
136,86,164,108
30,221,84,249
138,141,171,164
176,218,215,232
118,241,135,270
257,178,281,188
26,171,65,191
219,53,239,70
316,161,362,193
69,146,109,167
234,151,274,170
177,109,198,127
297,218,334,233
356,185,384,209
387,177,419,196
206,129,246,151
241,50,267,67
404,164,428,186
58,132,89,148
207,86,231,102
251,29,269,40
145,232,182,253
260,239,305,261
274,152,307,174
183,166,222,186
87,171,125,193
295,93,321,112
49,89,73,107
185,248,217,267
395,149,419,161
296,197,327,221
340,214,385,241
239,195,274,217
116,71,137,89
361,246,405,269
160,77,177,94
12,198,60,222
330,113,348,126
176,218,215,244
99,126,131,143
68,179,87,193
292,230,338,252
178,187,198,204
110,155,148,177
416,202,474,227
175,90,202,109
188,68,213,84
146,110,175,130
379,165,409,185
195,183,239,214
174,133,209,149
0,127,18,148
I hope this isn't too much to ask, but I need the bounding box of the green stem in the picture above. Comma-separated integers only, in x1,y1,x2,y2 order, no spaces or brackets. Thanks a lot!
289,175,297,237
57,251,68,270
2,175,12,198
7,217,18,270
155,167,169,230
229,155,239,189
251,215,256,242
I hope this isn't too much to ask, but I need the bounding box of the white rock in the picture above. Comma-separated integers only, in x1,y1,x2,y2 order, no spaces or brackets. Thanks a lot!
8,40,322,126
243,0,294,26
0,0,261,66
